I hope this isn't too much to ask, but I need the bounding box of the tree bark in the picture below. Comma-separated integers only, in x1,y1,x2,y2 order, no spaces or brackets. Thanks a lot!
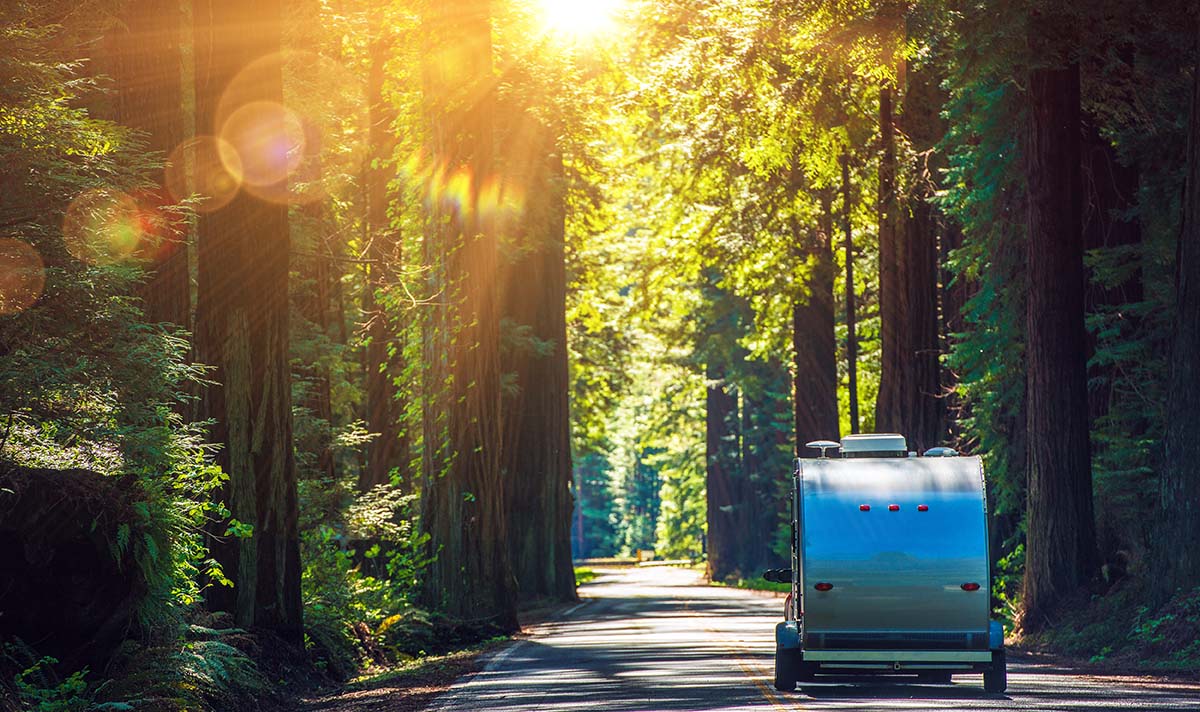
193,0,302,641
792,186,839,452
875,85,905,438
1021,61,1097,630
900,61,945,452
101,0,190,329
741,358,790,572
1157,24,1200,597
705,361,740,582
841,153,860,434
419,0,518,630
500,134,577,602
876,63,944,453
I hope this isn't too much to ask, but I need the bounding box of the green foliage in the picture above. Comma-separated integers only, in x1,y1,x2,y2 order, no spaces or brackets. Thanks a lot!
299,480,434,678
12,657,90,712
1030,586,1200,672
573,567,598,586
937,32,1030,571
723,577,791,594
0,0,226,655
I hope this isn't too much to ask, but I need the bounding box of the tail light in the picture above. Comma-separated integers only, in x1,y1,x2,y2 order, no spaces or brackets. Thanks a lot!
961,582,981,591
814,582,834,591
917,504,929,512
859,504,871,511
888,504,900,511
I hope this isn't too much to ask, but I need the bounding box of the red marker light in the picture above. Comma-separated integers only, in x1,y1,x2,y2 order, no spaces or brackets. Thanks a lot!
961,583,981,591
859,504,871,511
888,504,900,511
917,504,929,512
814,582,834,592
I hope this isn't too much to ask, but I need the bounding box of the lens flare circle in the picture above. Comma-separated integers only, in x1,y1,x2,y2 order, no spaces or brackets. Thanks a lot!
215,50,367,205
219,100,306,189
62,188,146,265
0,238,46,315
165,135,244,213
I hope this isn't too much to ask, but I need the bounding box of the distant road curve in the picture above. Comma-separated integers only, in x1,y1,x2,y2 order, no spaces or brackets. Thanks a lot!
429,565,1200,711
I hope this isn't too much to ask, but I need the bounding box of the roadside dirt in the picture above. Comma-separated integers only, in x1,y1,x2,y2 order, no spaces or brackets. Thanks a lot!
296,597,582,712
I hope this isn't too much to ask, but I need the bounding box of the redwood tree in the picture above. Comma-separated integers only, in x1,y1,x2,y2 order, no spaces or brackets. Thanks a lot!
193,0,302,640
705,360,740,582
500,125,576,601
876,62,943,453
875,83,905,438
791,184,839,451
101,0,189,328
1158,22,1200,597
419,0,518,630
1020,56,1097,629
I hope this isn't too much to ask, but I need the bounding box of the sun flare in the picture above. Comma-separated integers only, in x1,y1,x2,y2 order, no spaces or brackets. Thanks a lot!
536,0,623,39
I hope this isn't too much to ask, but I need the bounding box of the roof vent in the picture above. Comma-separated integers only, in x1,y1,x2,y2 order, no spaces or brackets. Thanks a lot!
805,440,842,458
923,447,959,457
840,433,907,458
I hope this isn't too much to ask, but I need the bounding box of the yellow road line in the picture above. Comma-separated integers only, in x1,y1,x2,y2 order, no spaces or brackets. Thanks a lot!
682,597,796,711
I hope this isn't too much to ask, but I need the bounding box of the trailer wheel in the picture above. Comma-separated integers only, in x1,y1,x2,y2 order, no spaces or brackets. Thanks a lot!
774,647,800,692
983,649,1007,693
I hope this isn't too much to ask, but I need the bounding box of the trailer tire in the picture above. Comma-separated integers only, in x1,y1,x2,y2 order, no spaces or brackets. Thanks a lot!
984,649,1007,693
774,648,800,692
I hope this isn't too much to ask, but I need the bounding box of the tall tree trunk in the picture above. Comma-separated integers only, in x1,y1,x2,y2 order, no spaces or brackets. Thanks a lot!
741,358,790,572
101,0,190,328
841,153,860,434
361,24,405,493
792,186,839,452
875,84,905,438
193,0,302,641
500,124,577,602
1021,60,1097,630
1158,24,1200,597
705,361,740,582
419,0,517,630
900,62,945,453
876,64,943,452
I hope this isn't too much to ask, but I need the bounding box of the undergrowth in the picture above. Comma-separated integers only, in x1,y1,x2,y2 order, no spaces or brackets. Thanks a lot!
1023,583,1200,673
715,576,790,593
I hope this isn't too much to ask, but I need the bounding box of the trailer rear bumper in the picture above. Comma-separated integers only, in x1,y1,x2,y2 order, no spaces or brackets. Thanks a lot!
803,649,992,663
799,648,1003,676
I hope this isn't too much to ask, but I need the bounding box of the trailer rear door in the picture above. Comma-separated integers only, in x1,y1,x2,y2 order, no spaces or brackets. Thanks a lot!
799,457,990,648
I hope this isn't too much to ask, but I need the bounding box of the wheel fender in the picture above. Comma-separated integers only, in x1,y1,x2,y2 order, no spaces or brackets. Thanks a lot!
776,621,801,650
989,620,1004,651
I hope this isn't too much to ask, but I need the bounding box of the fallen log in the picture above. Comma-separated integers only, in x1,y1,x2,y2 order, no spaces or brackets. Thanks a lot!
0,463,149,669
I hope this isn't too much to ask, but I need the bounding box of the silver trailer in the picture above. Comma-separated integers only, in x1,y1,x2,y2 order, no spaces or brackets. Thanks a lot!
766,434,1007,693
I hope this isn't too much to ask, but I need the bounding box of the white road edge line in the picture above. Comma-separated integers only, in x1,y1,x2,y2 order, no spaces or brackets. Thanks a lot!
429,638,527,712
429,597,592,712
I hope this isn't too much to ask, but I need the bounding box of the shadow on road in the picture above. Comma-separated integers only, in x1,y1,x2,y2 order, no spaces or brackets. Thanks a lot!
430,567,1200,712
799,678,1009,701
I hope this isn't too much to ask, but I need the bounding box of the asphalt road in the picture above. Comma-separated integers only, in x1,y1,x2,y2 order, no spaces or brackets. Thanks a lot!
429,565,1200,711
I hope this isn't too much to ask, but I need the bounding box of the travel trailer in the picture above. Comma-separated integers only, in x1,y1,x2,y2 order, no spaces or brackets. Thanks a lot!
764,433,1007,693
